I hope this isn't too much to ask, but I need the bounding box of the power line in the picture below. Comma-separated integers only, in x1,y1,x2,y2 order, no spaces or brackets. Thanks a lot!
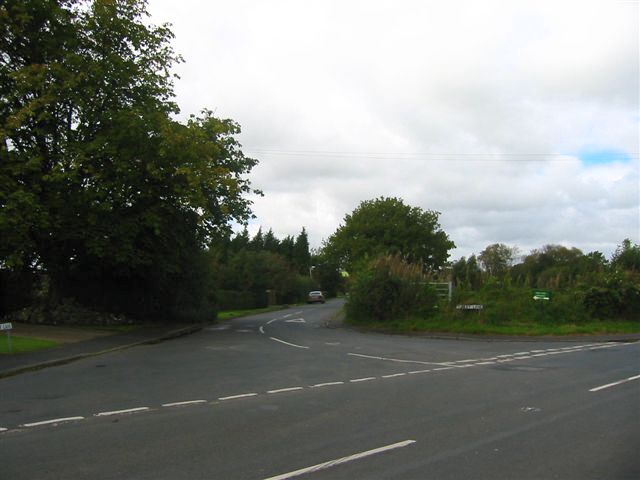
245,148,639,162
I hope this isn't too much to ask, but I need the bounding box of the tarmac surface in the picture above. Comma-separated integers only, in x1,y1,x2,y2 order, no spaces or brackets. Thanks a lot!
0,321,204,378
1,314,638,379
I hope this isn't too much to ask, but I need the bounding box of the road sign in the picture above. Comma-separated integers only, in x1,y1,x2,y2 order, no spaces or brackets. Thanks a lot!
0,322,12,331
533,290,551,301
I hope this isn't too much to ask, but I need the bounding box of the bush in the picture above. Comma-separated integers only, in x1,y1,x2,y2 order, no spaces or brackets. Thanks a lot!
346,255,439,323
583,271,640,320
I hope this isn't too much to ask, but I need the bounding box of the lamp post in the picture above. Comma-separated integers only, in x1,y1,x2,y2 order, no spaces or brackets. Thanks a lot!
309,265,315,278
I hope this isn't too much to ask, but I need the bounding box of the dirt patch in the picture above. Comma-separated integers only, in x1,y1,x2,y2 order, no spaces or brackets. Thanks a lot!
9,323,116,344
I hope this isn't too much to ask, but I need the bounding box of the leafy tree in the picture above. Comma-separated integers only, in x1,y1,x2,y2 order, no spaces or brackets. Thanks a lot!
0,0,259,319
323,197,455,273
611,239,640,272
478,243,519,278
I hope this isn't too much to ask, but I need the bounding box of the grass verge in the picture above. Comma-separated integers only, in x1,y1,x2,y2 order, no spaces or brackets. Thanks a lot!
0,336,60,354
348,317,640,336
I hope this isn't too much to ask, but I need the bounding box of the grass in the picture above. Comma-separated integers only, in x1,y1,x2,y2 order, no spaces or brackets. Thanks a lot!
0,335,60,354
348,316,640,336
217,305,289,321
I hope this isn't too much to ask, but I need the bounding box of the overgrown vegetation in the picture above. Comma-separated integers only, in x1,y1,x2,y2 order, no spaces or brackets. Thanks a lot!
345,239,639,335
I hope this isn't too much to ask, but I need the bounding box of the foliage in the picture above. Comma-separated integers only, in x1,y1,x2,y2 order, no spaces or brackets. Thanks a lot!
323,197,455,273
478,243,519,277
345,255,439,323
210,227,317,309
611,239,640,272
0,0,259,321
583,271,640,320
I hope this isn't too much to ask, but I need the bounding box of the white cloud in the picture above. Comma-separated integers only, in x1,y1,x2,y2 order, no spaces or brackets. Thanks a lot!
148,0,639,260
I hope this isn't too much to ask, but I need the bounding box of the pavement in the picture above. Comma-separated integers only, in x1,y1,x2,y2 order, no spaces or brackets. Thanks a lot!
0,322,205,379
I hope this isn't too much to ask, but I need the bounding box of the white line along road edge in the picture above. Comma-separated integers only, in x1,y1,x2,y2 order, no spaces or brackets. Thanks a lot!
263,440,416,480
589,374,640,392
22,416,85,428
269,337,309,349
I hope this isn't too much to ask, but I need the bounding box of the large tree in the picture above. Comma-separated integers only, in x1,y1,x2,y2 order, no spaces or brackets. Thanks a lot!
323,197,455,273
0,0,259,318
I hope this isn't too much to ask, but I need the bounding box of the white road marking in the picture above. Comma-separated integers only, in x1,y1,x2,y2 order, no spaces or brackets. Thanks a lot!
219,393,258,401
382,373,407,378
475,361,496,365
408,369,431,374
311,382,344,388
433,367,454,371
270,337,310,349
350,377,376,383
268,387,304,394
589,374,640,392
347,352,445,366
162,400,207,407
285,318,306,323
0,427,7,432
259,326,265,334
95,407,149,417
267,318,278,325
22,416,84,427
263,440,416,480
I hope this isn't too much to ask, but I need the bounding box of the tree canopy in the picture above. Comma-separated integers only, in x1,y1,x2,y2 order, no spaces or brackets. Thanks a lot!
322,197,455,273
0,0,259,319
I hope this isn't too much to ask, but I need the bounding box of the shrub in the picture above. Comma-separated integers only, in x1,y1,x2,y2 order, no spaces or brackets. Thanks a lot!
345,255,438,323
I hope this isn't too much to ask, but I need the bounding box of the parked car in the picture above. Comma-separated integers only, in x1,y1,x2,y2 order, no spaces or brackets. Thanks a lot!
307,291,325,304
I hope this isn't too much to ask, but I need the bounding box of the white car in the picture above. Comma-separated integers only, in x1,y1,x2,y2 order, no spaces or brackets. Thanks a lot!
307,291,325,304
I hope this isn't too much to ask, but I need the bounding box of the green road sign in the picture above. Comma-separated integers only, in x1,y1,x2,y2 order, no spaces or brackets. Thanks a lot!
533,290,551,301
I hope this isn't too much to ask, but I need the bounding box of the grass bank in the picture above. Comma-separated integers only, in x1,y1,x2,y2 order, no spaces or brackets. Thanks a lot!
347,317,640,336
0,336,60,354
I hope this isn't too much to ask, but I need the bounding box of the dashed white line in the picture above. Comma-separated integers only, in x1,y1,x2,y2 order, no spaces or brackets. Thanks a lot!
95,407,149,417
218,393,258,401
162,400,207,407
259,326,265,334
350,377,377,383
311,382,344,388
0,427,7,432
270,337,310,349
22,416,85,427
408,369,431,374
433,367,454,371
382,373,407,378
268,387,304,394
589,374,640,392
263,440,416,480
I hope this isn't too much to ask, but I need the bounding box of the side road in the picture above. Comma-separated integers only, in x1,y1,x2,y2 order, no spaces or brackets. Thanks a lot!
0,323,204,379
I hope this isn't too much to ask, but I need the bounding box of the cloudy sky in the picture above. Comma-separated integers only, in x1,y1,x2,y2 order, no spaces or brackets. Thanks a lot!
147,0,639,260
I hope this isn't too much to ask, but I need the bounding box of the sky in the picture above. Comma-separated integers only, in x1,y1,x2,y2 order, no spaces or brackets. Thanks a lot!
146,0,639,261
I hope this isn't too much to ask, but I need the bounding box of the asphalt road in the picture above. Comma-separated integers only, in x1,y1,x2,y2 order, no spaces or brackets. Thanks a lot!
2,299,639,479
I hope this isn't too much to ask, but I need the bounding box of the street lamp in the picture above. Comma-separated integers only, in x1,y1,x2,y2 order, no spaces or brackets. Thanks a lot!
309,265,315,278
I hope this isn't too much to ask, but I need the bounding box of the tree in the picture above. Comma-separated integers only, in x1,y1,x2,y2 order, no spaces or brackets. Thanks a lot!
0,0,259,319
611,239,640,272
293,227,311,274
323,197,455,273
478,243,519,278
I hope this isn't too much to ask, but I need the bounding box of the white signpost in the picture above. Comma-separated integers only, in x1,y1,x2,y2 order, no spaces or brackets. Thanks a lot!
1,322,13,353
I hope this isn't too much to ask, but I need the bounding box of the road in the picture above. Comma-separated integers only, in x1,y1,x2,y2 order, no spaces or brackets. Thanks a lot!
1,299,639,479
